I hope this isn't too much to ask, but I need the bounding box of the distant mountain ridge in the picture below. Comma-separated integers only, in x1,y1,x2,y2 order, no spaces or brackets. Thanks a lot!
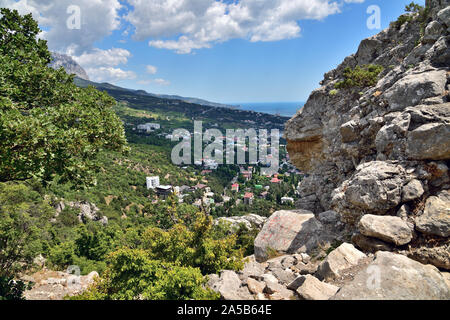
50,52,235,109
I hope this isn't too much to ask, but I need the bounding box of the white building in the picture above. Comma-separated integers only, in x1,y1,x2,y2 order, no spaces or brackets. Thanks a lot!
138,123,161,132
146,176,160,189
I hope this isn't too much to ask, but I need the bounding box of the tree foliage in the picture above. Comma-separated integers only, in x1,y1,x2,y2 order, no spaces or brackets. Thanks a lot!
0,8,127,185
141,213,244,275
71,249,219,300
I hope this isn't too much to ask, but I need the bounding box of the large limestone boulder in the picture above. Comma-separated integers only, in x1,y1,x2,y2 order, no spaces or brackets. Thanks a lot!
332,162,409,222
423,21,445,43
383,70,447,111
210,270,254,300
407,123,450,160
254,210,324,262
333,251,450,300
317,243,367,281
415,190,450,237
358,214,413,246
296,275,339,300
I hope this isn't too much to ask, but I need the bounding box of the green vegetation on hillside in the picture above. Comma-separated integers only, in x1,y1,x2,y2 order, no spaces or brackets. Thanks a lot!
334,65,384,90
0,9,268,300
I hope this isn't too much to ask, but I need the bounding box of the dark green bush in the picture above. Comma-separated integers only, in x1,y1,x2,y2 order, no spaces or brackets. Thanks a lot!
335,65,384,90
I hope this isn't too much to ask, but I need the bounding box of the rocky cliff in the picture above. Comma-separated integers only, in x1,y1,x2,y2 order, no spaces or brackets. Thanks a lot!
49,52,89,81
208,1,450,301
285,0,449,269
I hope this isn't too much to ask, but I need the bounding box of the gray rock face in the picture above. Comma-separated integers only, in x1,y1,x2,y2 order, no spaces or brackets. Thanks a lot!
358,214,413,246
318,210,340,224
254,210,324,262
215,214,267,231
402,179,424,202
408,242,450,270
331,162,409,223
210,271,254,300
383,70,447,111
415,190,450,237
50,52,89,80
437,6,450,31
333,251,450,300
423,21,445,43
284,0,450,251
317,243,367,281
296,275,339,300
407,122,450,160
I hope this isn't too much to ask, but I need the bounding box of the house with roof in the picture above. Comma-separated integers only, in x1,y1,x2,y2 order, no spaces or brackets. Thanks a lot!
270,177,281,184
231,184,239,192
156,185,173,199
244,192,254,205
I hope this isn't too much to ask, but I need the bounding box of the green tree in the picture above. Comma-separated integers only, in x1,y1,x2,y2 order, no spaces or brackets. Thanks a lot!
0,182,53,299
72,249,218,300
141,213,244,274
0,9,127,185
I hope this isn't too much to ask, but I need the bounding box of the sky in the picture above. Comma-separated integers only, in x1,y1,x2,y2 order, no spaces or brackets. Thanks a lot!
1,0,426,103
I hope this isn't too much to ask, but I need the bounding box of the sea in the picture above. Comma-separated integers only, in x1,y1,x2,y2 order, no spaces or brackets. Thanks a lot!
230,102,304,117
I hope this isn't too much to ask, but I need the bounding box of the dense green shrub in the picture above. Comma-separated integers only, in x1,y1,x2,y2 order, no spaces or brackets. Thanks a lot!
71,249,219,300
392,2,430,30
141,213,244,275
334,65,384,90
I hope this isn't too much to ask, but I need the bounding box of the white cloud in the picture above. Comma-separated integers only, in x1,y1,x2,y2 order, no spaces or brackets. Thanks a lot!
125,0,360,54
146,65,158,75
0,0,122,55
154,78,170,86
138,78,171,86
86,67,136,83
73,48,132,68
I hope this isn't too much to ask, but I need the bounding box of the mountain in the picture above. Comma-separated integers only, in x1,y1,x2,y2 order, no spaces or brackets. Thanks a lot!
73,76,289,132
74,77,236,109
49,52,90,80
49,54,234,109
147,93,237,109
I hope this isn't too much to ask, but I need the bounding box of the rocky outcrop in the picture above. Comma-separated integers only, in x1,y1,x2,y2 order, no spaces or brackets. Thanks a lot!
358,214,413,246
296,275,339,300
415,190,450,237
23,269,98,300
253,210,328,262
333,251,450,300
55,200,108,225
285,0,450,272
214,214,267,231
316,243,367,281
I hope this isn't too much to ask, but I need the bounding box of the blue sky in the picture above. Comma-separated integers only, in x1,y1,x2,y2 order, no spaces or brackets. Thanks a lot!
2,0,425,103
